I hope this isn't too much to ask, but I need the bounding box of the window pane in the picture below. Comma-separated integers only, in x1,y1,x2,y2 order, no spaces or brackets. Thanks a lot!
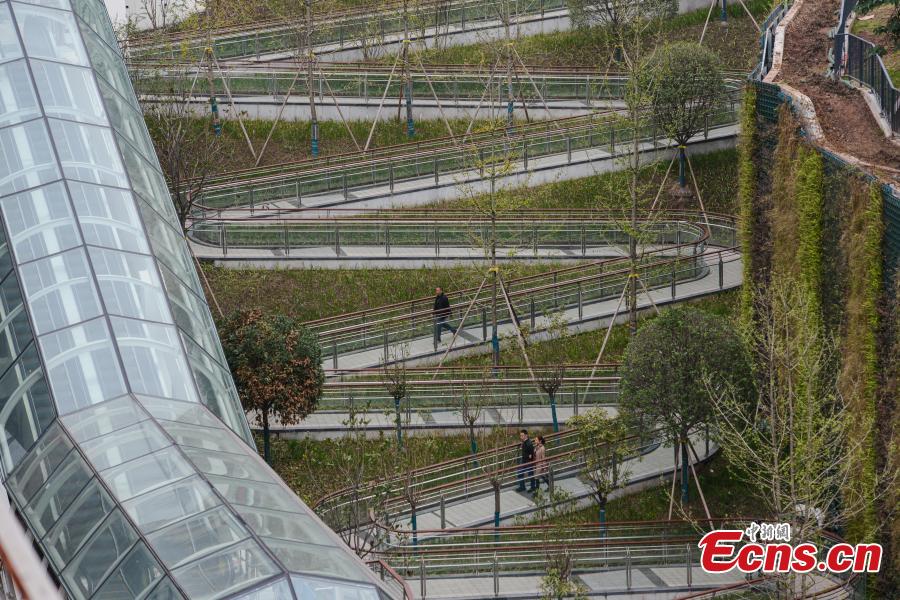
7,421,69,504
0,119,59,197
12,2,87,65
172,539,278,600
39,317,126,413
1,181,82,263
92,542,164,600
0,346,53,474
89,247,171,323
81,419,170,471
98,78,155,161
16,0,70,10
159,420,247,456
0,60,39,127
23,445,92,535
160,263,224,366
63,509,138,599
123,474,218,533
102,445,193,501
62,393,144,443
147,506,249,569
137,200,201,294
207,475,303,514
111,317,197,402
43,477,115,567
233,578,293,600
136,396,223,429
271,539,371,581
182,446,274,483
291,576,380,600
71,0,118,51
31,59,106,125
0,4,24,64
68,181,149,253
77,20,133,103
118,136,178,224
237,507,333,547
0,270,34,376
48,119,128,188
20,248,101,334
143,578,185,600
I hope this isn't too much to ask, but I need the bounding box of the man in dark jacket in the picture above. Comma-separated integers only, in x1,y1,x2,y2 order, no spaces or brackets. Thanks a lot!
517,429,537,492
433,287,457,343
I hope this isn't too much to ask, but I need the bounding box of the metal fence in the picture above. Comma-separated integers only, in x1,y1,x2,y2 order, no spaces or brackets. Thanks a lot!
831,0,856,76
752,0,792,80
128,0,569,61
844,33,900,135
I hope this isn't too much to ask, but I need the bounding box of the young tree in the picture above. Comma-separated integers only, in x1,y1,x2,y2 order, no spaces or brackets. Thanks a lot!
569,410,631,525
459,377,487,456
536,364,566,433
647,42,726,199
619,307,752,503
220,309,325,463
383,354,409,448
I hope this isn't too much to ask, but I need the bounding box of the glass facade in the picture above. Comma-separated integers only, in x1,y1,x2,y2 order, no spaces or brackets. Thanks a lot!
0,1,389,598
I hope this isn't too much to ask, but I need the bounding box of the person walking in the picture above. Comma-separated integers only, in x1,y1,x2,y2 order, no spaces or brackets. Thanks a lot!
516,429,536,492
433,286,457,343
534,435,549,491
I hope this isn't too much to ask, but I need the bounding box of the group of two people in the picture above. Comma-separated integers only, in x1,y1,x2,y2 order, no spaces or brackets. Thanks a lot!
516,429,549,494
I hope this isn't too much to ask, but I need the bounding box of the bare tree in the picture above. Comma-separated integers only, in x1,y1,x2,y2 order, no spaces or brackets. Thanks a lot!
537,364,567,433
382,350,409,448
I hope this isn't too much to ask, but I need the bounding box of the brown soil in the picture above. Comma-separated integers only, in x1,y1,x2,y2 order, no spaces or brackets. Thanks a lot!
775,0,900,178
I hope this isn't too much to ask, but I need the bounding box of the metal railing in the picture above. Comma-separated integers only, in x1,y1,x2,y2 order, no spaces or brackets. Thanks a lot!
368,559,415,600
297,213,737,367
753,1,792,80
192,93,742,210
844,33,900,134
188,210,708,259
128,0,569,61
831,0,856,76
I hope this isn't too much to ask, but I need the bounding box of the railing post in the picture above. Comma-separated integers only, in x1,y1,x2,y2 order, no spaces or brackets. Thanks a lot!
523,141,528,168
389,162,395,194
626,548,632,590
581,225,586,257
334,226,340,256
434,157,439,186
342,173,348,200
610,128,616,154
434,226,440,256
548,464,555,494
577,282,583,319
492,554,499,597
440,495,446,529
718,254,724,289
566,136,572,163
705,423,710,458
686,543,692,587
332,343,338,369
671,264,676,299
383,329,389,362
530,297,535,329
420,558,426,598
518,384,523,423
482,307,488,340
385,225,391,256
283,224,289,256
574,386,579,416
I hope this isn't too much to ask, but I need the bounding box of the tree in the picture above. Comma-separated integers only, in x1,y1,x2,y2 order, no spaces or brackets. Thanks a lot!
647,42,726,196
221,309,324,463
569,410,631,526
566,0,675,33
382,352,409,448
536,365,566,433
619,307,752,503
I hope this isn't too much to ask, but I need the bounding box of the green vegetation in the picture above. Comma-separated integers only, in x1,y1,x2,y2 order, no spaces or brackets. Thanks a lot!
737,84,756,331
853,3,900,83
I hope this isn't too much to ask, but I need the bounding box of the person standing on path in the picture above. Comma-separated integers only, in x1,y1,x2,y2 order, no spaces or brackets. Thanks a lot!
533,435,549,492
433,287,457,343
516,429,536,492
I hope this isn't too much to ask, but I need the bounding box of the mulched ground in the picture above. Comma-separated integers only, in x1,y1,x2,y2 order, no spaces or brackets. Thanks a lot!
775,0,900,179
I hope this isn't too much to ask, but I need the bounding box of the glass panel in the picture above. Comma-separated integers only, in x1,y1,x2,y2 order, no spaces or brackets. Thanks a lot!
182,446,275,484
16,0,70,9
62,509,138,599
31,59,106,125
147,506,249,569
21,248,101,334
68,181,149,254
92,542,164,600
234,578,293,600
291,576,380,600
207,475,303,514
123,474,219,533
0,60,39,127
172,539,278,600
7,422,70,504
160,263,224,365
0,270,34,376
89,247,171,323
39,317,126,413
80,419,170,470
48,119,128,188
144,578,185,600
43,477,115,567
0,4,24,65
62,393,144,443
136,395,224,429
159,420,248,456
77,20,134,105
12,2,87,66
98,78,155,161
71,0,118,51
237,507,333,547
118,136,178,224
102,445,193,501
23,446,91,535
111,317,197,402
270,539,371,581
0,219,12,276
137,200,201,294
0,345,53,474
0,119,59,197
1,181,81,262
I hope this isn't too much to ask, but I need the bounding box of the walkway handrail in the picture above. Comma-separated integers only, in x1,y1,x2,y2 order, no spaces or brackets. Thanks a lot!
367,559,415,600
844,34,900,135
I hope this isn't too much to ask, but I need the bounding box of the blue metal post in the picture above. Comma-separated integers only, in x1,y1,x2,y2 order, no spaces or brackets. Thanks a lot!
721,0,727,23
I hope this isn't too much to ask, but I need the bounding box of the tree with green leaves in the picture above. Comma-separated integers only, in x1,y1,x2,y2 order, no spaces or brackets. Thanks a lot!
619,307,752,504
569,410,631,525
647,42,726,198
221,309,324,463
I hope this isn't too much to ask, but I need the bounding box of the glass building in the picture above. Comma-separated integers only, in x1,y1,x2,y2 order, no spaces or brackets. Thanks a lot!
0,1,391,598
